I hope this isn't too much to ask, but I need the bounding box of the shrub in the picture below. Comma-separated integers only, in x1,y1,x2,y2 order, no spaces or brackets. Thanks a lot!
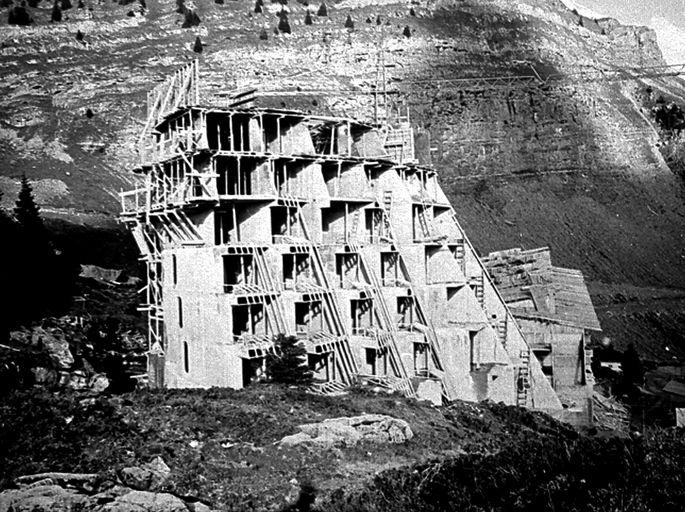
344,13,353,29
316,1,326,16
304,10,312,25
8,5,33,25
259,27,268,40
403,25,411,37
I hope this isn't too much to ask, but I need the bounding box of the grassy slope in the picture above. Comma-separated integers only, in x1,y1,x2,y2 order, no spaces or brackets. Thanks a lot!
0,385,683,511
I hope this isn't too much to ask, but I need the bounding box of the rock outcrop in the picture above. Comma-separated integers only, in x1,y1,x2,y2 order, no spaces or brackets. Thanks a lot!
0,459,214,512
279,414,414,448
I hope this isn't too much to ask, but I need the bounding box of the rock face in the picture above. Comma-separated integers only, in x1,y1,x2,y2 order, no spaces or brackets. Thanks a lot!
0,485,90,512
279,414,414,448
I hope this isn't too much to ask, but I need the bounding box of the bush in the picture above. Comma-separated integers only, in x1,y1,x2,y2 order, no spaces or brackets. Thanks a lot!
265,334,312,385
344,13,353,29
277,12,291,34
8,5,33,25
316,2,326,16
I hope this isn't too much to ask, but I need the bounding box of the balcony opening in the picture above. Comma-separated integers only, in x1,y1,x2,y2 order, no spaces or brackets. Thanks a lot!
308,352,334,381
214,209,236,245
242,358,265,387
283,253,311,289
381,251,399,286
232,303,265,339
414,342,429,376
351,298,373,335
271,206,299,241
335,253,358,288
364,347,377,375
295,299,323,335
397,296,415,329
412,204,431,241
231,115,250,151
223,254,256,293
216,157,252,196
205,113,232,150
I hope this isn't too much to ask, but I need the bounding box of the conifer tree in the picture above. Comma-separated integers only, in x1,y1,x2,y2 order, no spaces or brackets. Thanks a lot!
304,10,312,25
61,0,71,10
14,174,46,239
193,35,203,53
182,9,200,28
376,14,381,25
78,0,84,8
344,13,353,29
259,27,268,40
265,334,313,384
76,29,84,41
316,1,326,16
254,0,262,13
277,11,291,34
403,25,411,37
51,1,62,22
409,6,415,16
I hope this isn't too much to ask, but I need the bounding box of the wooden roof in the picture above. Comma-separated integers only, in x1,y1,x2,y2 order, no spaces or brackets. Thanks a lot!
483,247,601,331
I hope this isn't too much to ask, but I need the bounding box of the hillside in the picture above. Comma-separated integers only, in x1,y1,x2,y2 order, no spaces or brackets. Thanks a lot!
0,0,684,358
1,385,684,511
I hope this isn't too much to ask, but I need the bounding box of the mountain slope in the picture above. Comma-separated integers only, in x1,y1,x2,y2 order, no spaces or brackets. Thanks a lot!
1,0,684,356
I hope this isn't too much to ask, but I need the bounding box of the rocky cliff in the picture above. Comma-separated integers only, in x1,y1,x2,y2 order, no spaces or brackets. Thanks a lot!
1,0,684,355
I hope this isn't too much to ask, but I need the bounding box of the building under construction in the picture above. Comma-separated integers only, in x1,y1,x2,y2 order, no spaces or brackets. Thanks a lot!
120,61,580,410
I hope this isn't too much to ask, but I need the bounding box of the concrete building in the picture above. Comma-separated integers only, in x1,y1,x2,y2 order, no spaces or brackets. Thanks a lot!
120,61,562,409
483,247,600,422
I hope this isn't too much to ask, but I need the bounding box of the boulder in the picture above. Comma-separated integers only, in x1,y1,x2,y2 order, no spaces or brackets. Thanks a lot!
89,373,110,393
119,457,170,491
96,490,187,512
0,484,89,512
66,370,89,390
279,414,413,449
31,327,73,370
31,366,59,387
14,472,99,491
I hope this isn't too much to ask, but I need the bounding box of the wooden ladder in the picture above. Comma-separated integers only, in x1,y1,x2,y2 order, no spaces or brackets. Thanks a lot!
517,349,531,407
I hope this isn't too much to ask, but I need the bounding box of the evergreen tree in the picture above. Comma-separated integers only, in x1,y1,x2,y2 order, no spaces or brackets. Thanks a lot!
14,174,46,239
409,6,415,16
254,0,262,13
214,0,224,4
27,0,41,8
304,10,312,25
376,14,381,25
182,8,200,28
621,343,645,391
193,35,203,53
78,0,84,8
316,1,326,16
403,25,411,37
76,29,84,41
176,0,185,14
344,13,353,29
51,1,62,22
265,334,313,384
61,0,71,9
259,27,268,40
277,11,291,34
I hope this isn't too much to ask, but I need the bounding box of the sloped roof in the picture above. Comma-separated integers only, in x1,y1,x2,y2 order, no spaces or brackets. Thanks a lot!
483,247,601,331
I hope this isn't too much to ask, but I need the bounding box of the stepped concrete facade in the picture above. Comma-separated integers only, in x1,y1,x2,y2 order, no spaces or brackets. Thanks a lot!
120,62,562,410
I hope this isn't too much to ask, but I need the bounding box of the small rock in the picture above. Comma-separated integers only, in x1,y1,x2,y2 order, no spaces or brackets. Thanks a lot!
89,373,110,393
119,457,170,491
